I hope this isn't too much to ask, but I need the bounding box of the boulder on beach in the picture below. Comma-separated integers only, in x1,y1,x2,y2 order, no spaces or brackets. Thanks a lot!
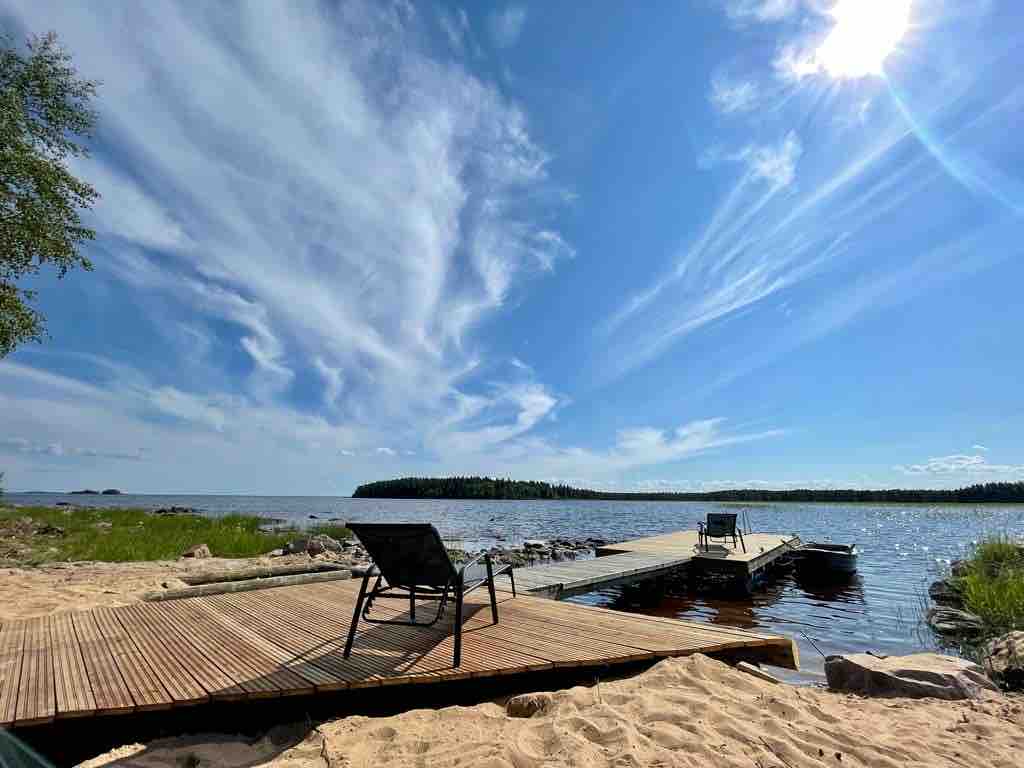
506,692,555,718
283,534,344,557
984,631,1024,690
926,606,984,636
182,543,212,559
824,652,998,700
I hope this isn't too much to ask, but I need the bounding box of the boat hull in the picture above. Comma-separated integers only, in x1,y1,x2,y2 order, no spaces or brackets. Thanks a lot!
795,543,858,577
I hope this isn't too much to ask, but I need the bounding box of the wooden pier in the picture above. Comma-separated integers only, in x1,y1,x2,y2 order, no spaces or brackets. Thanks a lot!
0,579,797,729
510,529,800,598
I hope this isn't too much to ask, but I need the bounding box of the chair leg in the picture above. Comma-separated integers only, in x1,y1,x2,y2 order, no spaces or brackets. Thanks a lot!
343,570,371,658
485,556,499,624
409,585,416,622
738,530,747,553
453,587,464,668
509,568,517,597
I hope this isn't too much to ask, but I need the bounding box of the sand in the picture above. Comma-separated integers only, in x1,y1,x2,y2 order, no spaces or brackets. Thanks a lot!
76,654,1024,768
0,554,332,622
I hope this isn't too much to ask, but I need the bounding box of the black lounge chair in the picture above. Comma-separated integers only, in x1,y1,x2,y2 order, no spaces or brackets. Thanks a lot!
342,522,516,667
697,512,746,553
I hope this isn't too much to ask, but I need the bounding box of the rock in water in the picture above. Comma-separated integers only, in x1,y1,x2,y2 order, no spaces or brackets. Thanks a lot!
928,579,963,608
927,607,984,636
824,653,999,699
182,543,212,559
506,692,555,718
984,631,1024,690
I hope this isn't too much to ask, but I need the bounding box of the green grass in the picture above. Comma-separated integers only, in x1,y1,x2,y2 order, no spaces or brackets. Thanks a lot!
0,506,351,563
955,535,1024,638
308,523,353,541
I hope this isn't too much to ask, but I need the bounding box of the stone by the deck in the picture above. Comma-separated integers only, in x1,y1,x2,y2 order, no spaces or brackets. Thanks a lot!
506,692,555,718
824,652,998,700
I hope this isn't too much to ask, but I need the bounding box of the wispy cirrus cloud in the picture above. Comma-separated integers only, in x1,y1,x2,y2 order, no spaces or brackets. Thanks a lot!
489,5,527,49
709,74,760,114
0,0,578,491
723,0,799,23
895,454,1024,478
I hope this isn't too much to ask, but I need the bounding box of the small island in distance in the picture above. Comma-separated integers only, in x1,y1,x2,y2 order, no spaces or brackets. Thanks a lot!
353,477,1024,504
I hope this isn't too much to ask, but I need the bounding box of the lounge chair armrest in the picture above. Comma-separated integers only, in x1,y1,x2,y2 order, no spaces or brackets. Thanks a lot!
458,552,487,576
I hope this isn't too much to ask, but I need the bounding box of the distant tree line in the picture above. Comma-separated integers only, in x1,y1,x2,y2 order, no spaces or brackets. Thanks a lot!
352,477,1024,504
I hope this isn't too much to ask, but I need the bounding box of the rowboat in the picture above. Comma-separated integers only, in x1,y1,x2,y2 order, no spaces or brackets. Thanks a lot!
795,542,858,577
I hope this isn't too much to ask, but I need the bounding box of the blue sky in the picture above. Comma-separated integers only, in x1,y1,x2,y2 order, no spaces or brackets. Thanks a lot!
1,0,1022,494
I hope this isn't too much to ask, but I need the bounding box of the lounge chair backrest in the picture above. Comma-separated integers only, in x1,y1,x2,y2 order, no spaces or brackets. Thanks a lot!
705,513,738,538
347,522,457,588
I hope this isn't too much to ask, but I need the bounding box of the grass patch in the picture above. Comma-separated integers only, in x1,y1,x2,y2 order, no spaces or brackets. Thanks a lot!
0,506,301,563
308,523,353,541
955,535,1024,637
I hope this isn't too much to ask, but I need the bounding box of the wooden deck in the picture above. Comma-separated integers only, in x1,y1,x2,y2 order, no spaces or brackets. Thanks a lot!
505,551,692,598
510,530,801,597
0,580,798,729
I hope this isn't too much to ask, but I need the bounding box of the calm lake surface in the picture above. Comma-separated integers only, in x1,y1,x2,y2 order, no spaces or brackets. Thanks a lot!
10,493,1024,681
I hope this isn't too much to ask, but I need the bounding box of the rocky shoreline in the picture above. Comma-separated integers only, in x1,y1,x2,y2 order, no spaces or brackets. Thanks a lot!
272,532,610,572
926,551,1024,692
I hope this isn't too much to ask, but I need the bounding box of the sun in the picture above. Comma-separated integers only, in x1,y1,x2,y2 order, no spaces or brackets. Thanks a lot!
815,0,911,79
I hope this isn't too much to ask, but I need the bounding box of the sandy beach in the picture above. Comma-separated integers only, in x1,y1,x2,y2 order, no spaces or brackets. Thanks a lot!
74,653,1024,768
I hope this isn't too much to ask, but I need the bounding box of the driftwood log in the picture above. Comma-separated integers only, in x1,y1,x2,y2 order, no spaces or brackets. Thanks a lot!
180,561,348,586
143,569,352,602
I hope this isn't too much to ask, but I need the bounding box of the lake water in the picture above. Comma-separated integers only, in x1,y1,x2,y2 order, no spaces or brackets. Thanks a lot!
9,493,1024,681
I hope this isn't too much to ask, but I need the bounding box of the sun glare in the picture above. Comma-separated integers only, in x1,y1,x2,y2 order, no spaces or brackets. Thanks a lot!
816,0,911,79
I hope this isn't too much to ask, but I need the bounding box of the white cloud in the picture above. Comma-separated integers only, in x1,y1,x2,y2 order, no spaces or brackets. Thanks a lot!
895,454,1024,478
773,43,820,83
0,437,144,462
0,360,777,492
735,131,803,188
724,0,799,23
973,444,990,452
709,74,760,114
489,5,527,48
0,0,580,491
438,7,476,56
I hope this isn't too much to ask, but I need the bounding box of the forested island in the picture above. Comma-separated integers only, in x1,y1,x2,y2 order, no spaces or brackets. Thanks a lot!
353,477,1024,504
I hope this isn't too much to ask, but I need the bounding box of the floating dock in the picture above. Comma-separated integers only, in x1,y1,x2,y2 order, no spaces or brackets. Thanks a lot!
0,579,798,728
510,529,800,598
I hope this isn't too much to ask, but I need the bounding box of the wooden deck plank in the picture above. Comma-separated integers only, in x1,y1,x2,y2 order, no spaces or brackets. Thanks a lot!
71,612,134,716
199,594,347,690
0,620,27,726
49,613,96,718
108,606,208,706
153,602,309,696
126,602,246,700
15,617,55,726
91,608,173,712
